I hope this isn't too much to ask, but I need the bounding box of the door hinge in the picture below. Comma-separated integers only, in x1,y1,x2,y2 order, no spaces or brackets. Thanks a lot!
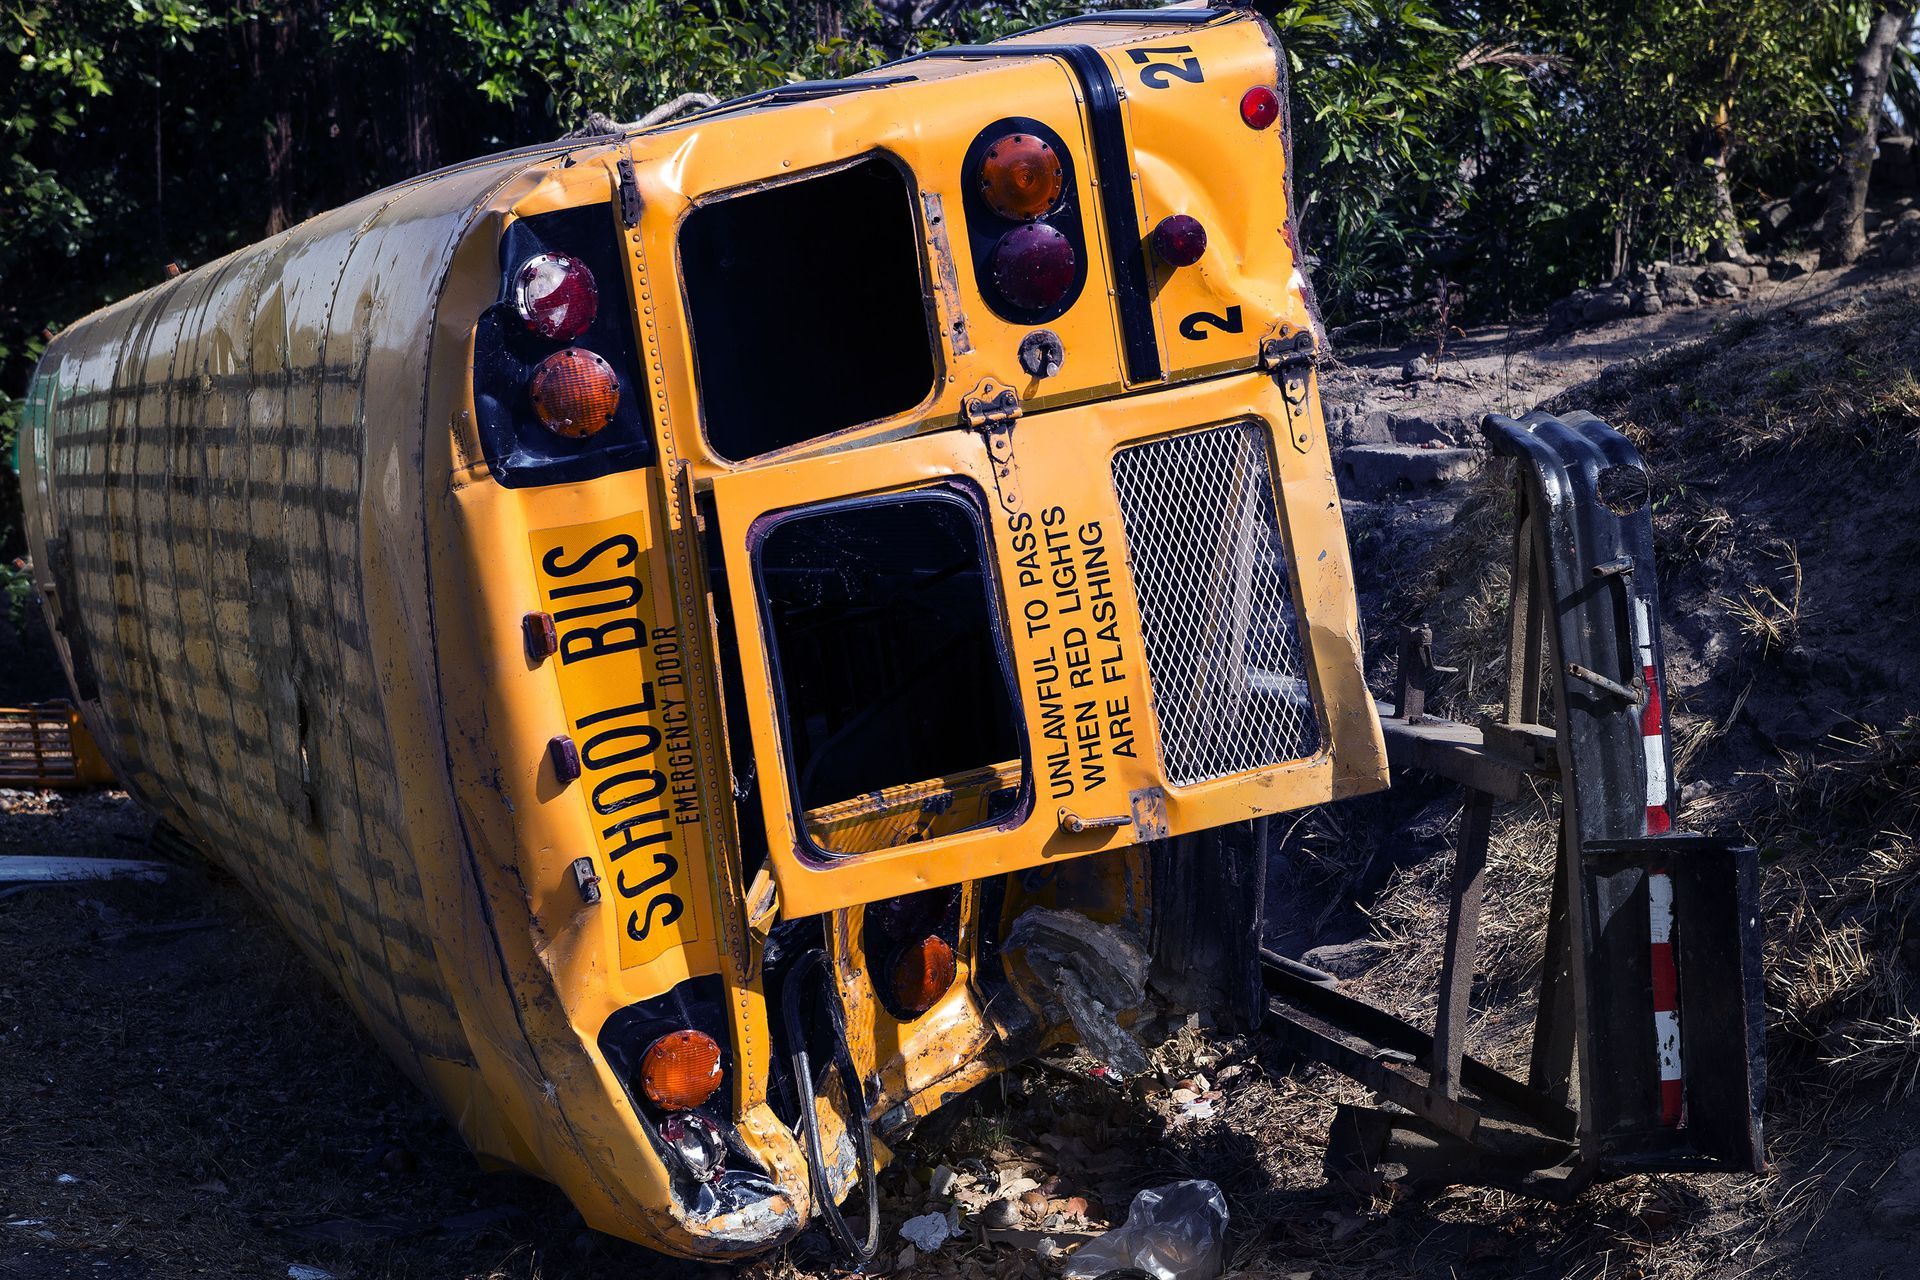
1261,324,1319,453
616,155,643,229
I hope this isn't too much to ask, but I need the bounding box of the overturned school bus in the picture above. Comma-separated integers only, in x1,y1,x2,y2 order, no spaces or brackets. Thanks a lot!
18,0,1765,1262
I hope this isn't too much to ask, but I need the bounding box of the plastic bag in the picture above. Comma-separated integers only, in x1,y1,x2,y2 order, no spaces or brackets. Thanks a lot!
1060,1179,1229,1280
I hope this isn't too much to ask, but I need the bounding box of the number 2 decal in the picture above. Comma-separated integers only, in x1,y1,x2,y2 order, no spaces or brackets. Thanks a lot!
1126,45,1204,89
1178,306,1243,341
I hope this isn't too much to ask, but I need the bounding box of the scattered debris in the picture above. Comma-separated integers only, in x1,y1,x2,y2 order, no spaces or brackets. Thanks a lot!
900,1208,960,1252
929,1162,958,1198
0,856,170,887
1062,1179,1229,1280
1004,908,1154,1077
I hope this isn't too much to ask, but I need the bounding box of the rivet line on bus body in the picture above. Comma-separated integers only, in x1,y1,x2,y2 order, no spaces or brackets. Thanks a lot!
523,610,558,661
548,734,582,784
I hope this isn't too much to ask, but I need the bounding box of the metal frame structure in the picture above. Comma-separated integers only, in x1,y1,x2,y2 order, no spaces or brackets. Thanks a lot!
1262,412,1765,1194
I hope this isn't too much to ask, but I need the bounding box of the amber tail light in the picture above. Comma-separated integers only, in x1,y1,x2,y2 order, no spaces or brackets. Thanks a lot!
888,935,957,1017
528,347,621,438
639,1028,724,1111
979,132,1065,221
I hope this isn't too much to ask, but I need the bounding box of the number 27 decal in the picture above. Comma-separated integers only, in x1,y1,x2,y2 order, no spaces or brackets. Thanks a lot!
1126,45,1204,89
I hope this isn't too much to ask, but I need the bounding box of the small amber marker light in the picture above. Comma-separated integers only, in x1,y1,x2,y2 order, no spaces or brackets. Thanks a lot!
979,132,1065,221
640,1029,724,1111
889,935,957,1017
528,347,620,438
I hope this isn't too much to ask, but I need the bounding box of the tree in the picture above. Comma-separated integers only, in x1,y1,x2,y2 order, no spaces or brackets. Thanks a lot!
1820,2,1917,266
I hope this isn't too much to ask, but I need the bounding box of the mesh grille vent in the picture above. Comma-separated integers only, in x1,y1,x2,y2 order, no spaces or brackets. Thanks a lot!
1110,422,1320,785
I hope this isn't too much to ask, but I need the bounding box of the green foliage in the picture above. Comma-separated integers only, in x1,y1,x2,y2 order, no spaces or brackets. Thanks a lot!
1273,0,1899,326
0,0,1910,553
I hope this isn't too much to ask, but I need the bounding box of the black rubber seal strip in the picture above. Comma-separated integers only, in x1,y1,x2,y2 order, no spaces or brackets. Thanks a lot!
900,40,1173,384
1014,6,1229,37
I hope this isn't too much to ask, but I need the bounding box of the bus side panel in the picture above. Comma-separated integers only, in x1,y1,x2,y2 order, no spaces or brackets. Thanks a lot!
17,161,550,1152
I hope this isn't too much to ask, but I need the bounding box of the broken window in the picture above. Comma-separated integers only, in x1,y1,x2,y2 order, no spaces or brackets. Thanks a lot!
754,489,1024,857
680,156,937,460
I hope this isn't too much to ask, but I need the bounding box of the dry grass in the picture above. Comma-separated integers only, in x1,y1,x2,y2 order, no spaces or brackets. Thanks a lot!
1748,717,1920,1104
1714,539,1806,655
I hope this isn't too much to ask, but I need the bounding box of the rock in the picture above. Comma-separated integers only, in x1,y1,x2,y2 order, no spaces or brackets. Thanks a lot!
1768,255,1814,281
1401,354,1432,381
1633,288,1664,316
1386,412,1451,446
1697,266,1741,300
1699,264,1740,292
1342,409,1395,448
1661,263,1705,290
982,1198,1021,1230
1877,134,1919,193
1580,287,1635,325
1881,217,1920,267
1302,939,1385,979
1870,1149,1920,1236
1756,198,1796,241
1336,444,1477,501
1545,291,1588,335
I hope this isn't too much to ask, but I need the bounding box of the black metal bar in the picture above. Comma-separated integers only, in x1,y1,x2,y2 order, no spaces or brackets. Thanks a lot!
1260,952,1577,1140
1529,829,1578,1105
1432,792,1493,1100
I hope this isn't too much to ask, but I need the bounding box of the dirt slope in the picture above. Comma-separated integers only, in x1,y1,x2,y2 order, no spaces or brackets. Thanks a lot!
5,259,1920,1279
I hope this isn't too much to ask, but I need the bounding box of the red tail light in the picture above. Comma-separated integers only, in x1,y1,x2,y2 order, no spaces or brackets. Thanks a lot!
991,224,1078,312
888,935,957,1017
513,252,599,341
529,347,621,438
1240,85,1281,130
639,1029,724,1111
1151,214,1208,268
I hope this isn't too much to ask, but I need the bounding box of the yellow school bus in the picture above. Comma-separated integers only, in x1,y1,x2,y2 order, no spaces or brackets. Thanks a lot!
19,3,1386,1258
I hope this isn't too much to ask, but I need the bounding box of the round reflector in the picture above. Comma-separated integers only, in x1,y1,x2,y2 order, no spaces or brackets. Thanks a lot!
979,132,1065,221
1151,214,1208,268
1240,85,1281,130
990,224,1077,312
528,347,620,438
640,1029,724,1111
889,935,957,1017
514,253,599,341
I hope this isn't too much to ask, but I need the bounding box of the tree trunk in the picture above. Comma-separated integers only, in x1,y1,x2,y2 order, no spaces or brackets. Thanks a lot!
1820,4,1916,268
1705,50,1752,264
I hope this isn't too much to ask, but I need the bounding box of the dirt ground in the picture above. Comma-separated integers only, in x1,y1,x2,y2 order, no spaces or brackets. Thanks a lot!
7,244,1920,1279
